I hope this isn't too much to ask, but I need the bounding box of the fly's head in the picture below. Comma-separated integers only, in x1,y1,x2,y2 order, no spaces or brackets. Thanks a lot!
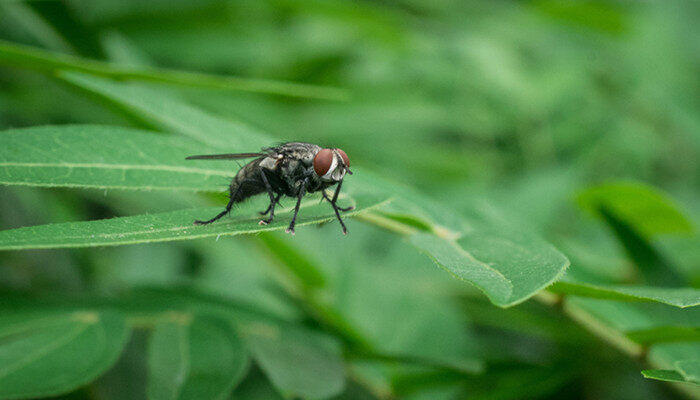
313,148,352,182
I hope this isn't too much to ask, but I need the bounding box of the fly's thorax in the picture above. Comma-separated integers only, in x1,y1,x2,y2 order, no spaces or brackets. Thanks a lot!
259,154,283,170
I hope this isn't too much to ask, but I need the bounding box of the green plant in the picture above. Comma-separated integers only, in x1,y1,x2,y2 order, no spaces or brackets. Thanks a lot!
0,1,698,399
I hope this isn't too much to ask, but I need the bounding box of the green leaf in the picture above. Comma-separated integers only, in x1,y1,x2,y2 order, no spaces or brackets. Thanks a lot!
148,315,248,400
7,74,568,309
0,190,388,250
230,367,285,400
627,326,700,345
567,298,700,333
59,72,272,149
549,281,700,308
532,0,627,34
0,125,230,191
255,232,327,290
0,310,130,399
641,369,690,384
649,343,700,377
577,181,694,237
0,39,347,100
355,171,570,307
676,360,700,384
565,298,700,354
410,230,569,307
240,320,345,399
460,365,575,400
0,3,75,54
598,206,685,286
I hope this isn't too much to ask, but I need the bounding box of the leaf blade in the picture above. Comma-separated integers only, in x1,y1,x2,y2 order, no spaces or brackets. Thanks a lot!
59,72,272,149
240,320,345,399
148,316,248,400
550,281,700,308
642,369,690,384
0,310,130,400
577,181,694,237
676,360,700,384
0,125,231,191
0,39,347,100
410,228,569,307
0,193,389,250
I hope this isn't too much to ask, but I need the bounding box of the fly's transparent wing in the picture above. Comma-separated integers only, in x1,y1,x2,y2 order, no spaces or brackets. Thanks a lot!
186,153,264,160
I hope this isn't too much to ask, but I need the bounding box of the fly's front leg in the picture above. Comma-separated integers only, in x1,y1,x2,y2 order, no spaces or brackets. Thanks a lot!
286,178,309,235
323,191,348,235
258,169,280,225
322,183,351,234
329,180,354,212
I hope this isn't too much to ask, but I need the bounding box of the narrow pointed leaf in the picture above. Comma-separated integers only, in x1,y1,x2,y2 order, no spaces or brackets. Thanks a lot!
0,125,229,191
627,327,700,344
0,39,347,100
642,369,690,384
0,192,388,250
59,72,272,149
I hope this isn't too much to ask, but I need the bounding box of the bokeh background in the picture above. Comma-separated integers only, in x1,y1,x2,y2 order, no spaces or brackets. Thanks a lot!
0,1,699,399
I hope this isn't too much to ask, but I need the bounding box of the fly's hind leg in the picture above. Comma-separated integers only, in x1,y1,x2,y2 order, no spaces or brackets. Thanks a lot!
194,184,240,225
258,168,281,225
259,193,282,216
258,193,282,225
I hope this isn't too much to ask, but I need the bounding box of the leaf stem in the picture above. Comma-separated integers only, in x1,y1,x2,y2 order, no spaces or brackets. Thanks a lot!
354,212,418,236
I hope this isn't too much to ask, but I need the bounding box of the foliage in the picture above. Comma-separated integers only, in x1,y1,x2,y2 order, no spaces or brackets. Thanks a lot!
0,1,699,399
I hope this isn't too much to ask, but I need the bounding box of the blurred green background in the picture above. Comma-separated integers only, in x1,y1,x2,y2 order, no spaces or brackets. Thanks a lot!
0,1,699,399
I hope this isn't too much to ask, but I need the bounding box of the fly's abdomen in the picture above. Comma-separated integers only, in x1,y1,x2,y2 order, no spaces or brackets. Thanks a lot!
229,158,267,203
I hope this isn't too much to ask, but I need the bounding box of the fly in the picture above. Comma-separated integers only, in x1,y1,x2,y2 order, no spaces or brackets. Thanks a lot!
186,142,354,235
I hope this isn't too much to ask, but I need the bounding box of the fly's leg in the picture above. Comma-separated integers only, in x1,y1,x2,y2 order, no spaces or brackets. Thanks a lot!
259,202,273,216
286,178,309,235
258,169,280,225
259,193,282,216
323,192,348,235
321,180,354,234
194,184,240,225
329,180,355,212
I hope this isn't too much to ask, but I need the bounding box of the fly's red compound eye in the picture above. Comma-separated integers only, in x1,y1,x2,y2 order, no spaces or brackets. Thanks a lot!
313,148,334,176
336,148,349,167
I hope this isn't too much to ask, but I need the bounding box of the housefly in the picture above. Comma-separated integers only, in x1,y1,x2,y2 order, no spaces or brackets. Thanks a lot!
186,142,353,235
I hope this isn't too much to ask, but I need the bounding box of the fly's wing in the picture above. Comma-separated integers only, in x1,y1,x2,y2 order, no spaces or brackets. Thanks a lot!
186,153,264,160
